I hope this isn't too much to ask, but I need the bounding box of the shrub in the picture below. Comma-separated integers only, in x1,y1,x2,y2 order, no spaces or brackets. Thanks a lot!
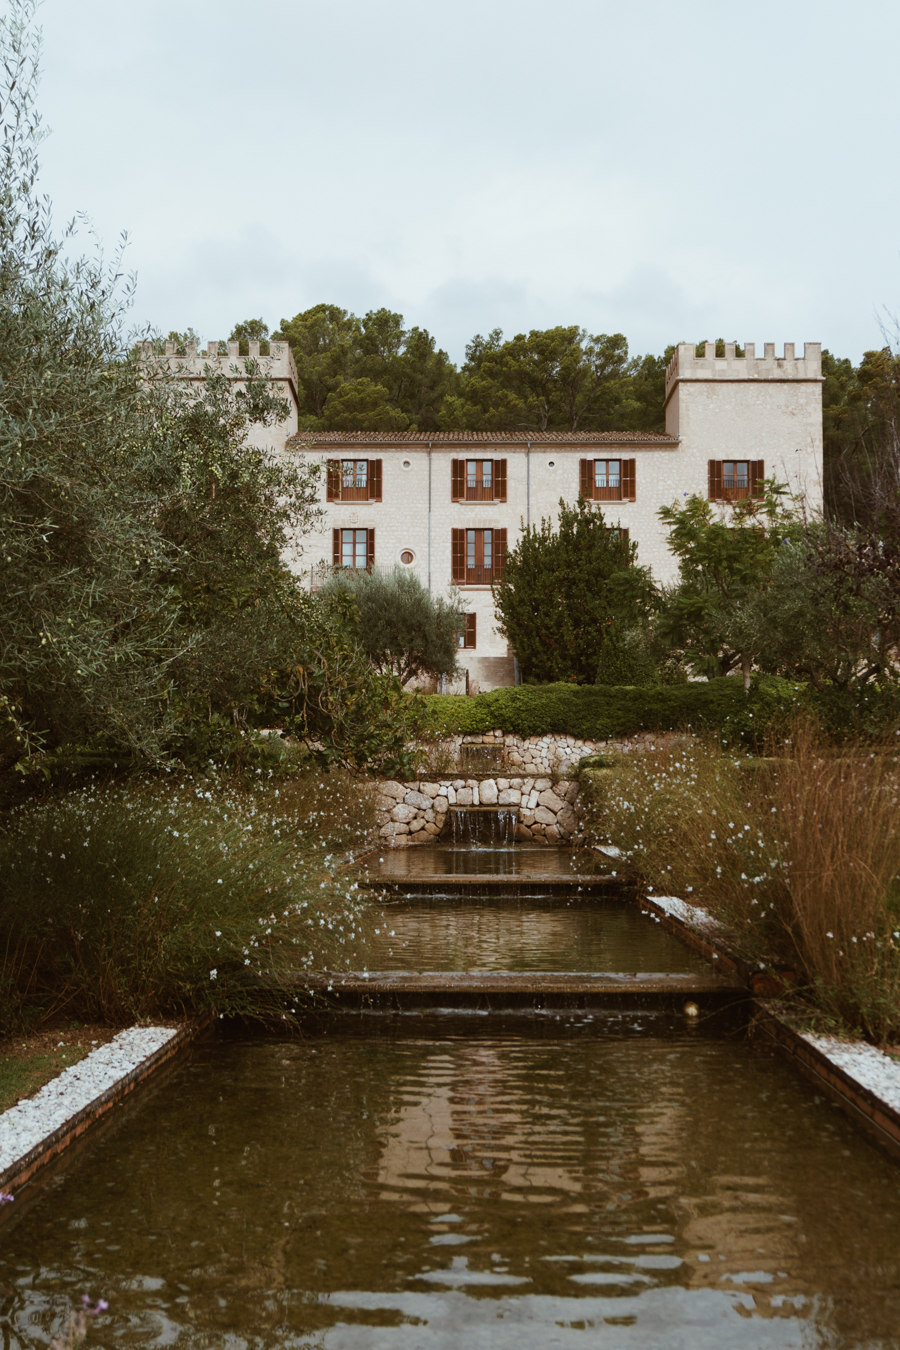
316,566,462,686
424,676,900,748
582,728,900,1043
0,770,380,1033
424,675,804,746
492,496,657,684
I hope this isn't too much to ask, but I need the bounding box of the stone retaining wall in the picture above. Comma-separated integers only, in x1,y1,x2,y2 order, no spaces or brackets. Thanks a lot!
440,729,686,776
376,776,584,847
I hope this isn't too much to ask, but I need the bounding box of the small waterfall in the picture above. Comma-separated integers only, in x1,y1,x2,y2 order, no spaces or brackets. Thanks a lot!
448,807,518,847
458,744,506,771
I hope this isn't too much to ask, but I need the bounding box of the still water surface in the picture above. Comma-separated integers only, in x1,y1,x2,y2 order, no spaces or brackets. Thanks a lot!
367,845,602,879
4,1022,900,1348
367,898,707,973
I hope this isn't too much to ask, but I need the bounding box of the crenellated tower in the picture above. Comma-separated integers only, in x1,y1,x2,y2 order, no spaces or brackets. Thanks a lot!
664,341,823,510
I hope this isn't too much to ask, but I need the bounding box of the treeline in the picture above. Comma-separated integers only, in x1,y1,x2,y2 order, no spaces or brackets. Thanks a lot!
207,313,900,526
213,309,670,435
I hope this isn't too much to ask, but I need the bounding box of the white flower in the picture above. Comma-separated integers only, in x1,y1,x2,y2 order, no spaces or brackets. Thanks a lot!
217,879,223,885
209,969,217,980
215,930,221,937
826,931,834,939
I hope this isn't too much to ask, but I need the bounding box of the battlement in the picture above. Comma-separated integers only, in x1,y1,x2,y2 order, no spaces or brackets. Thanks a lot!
139,338,299,402
664,341,822,403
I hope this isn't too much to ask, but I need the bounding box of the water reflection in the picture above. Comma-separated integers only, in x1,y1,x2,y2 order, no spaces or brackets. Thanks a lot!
4,1028,900,1347
368,898,706,973
368,845,603,879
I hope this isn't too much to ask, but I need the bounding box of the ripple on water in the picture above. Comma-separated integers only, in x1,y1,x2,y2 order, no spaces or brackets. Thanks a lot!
2,1027,900,1348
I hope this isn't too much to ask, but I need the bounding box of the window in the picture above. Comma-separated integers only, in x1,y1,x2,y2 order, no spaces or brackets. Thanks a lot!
579,458,636,502
332,527,375,569
457,614,477,649
451,528,507,584
708,459,764,502
451,458,507,502
326,459,382,502
399,549,415,565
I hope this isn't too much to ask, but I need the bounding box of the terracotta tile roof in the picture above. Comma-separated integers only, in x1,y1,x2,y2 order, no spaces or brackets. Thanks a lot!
289,429,678,446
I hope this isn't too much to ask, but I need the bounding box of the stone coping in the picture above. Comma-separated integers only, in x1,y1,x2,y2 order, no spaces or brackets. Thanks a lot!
639,884,900,1163
0,1019,212,1199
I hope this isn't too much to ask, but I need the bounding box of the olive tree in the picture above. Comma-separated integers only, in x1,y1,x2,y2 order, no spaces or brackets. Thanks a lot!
317,566,463,686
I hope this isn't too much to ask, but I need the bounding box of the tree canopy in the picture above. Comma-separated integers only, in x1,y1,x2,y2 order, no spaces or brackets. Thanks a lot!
492,498,656,684
656,482,802,688
317,567,463,687
0,3,422,777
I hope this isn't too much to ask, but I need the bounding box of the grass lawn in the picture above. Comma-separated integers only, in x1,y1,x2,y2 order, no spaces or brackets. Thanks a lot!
0,1025,124,1114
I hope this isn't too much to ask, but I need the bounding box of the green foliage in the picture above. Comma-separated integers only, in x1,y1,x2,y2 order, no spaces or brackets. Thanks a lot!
447,326,667,433
726,524,900,692
317,567,463,686
493,497,656,683
0,771,380,1032
0,8,180,767
321,377,409,431
228,317,270,356
594,624,661,687
582,732,900,1044
657,480,803,684
271,306,671,434
424,674,805,746
272,304,454,431
821,340,900,528
0,9,421,781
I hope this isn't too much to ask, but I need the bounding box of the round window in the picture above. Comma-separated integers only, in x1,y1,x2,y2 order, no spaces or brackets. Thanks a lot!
401,459,412,470
548,460,556,468
400,550,415,565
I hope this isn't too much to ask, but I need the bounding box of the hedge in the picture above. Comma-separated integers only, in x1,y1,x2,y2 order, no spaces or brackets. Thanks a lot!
423,676,900,747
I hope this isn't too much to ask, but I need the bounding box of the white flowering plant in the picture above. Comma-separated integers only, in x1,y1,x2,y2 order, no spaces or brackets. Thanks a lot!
582,723,900,1042
0,767,381,1031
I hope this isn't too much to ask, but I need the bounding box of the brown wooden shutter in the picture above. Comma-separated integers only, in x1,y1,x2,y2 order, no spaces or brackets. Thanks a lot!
466,613,477,648
451,528,466,583
580,458,593,499
326,460,341,502
369,459,382,501
366,529,375,571
332,528,341,566
621,458,636,501
451,459,465,501
750,459,765,497
708,460,723,501
495,527,507,579
494,459,507,501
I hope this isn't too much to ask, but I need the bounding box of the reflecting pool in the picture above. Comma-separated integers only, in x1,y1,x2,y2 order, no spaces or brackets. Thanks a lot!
366,897,708,973
4,1023,900,1348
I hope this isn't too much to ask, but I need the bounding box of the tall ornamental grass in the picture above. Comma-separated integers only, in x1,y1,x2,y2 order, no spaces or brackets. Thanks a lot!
584,727,900,1043
0,770,380,1032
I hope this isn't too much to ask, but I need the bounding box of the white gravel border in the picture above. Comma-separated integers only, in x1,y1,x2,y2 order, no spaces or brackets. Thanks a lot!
0,1026,179,1178
798,1032,900,1117
649,893,900,1130
646,894,722,934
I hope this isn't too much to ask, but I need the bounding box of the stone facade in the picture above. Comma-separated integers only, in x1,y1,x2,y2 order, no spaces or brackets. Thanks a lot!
161,338,824,694
291,342,824,692
141,339,300,456
376,776,584,847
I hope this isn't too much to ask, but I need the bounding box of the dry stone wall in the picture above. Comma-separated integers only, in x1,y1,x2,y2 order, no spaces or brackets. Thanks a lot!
445,729,686,775
376,776,584,847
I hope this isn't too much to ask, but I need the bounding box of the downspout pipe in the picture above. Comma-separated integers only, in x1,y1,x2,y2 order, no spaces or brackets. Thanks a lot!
526,440,531,527
427,442,432,593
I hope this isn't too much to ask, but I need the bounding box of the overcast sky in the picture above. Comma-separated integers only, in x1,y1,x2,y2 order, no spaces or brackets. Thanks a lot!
29,0,900,365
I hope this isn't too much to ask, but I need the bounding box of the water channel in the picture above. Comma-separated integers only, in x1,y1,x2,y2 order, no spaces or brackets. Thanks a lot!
3,830,900,1347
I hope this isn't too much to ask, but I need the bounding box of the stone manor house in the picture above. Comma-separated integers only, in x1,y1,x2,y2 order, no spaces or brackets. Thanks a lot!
157,337,824,692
